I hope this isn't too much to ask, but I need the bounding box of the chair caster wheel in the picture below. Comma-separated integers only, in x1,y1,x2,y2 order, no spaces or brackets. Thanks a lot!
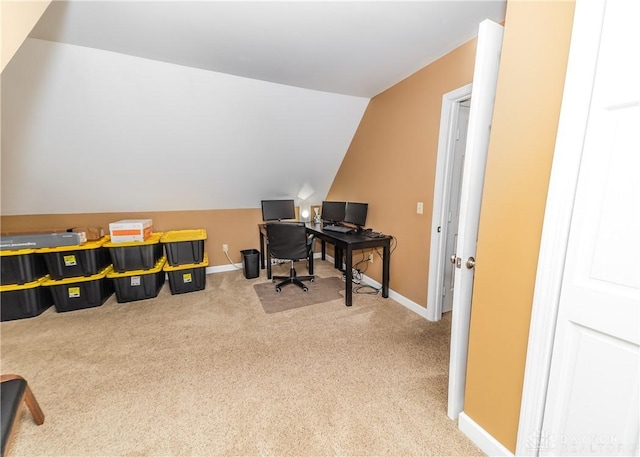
303,287,308,292
310,278,314,283
275,287,281,293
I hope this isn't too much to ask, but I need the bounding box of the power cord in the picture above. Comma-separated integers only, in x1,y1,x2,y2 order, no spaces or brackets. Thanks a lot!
226,251,243,270
355,284,380,295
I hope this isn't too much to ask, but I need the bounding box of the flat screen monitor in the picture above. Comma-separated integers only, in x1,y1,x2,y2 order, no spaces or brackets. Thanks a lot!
321,201,346,224
261,199,295,221
344,202,368,228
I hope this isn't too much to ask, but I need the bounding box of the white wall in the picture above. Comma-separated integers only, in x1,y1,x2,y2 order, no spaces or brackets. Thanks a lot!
1,38,369,215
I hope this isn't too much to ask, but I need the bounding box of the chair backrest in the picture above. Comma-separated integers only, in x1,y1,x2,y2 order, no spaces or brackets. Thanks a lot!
266,222,309,261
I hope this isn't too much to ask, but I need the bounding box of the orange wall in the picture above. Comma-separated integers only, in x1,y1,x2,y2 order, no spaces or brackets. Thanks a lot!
464,0,575,452
328,39,478,305
0,210,264,268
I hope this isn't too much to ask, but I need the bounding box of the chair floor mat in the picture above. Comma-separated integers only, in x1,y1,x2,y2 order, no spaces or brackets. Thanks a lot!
253,276,344,314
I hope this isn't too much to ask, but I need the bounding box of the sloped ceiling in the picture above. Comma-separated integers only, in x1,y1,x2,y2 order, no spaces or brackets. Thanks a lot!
1,1,506,215
28,1,507,98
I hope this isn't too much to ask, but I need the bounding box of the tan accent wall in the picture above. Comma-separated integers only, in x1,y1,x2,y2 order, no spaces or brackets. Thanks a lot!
1,0,51,72
464,0,575,452
0,210,265,268
328,39,478,305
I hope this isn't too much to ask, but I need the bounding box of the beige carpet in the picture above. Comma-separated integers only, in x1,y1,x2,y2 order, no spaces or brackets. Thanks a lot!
254,276,344,314
0,260,482,457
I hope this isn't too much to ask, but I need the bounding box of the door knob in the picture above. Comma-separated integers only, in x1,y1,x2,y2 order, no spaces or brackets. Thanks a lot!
450,255,457,264
466,257,476,269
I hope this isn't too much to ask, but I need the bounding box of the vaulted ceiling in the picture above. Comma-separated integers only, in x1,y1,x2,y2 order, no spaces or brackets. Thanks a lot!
2,1,508,215
29,1,507,98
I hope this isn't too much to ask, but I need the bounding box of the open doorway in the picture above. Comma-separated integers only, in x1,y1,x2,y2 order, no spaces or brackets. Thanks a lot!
427,84,472,321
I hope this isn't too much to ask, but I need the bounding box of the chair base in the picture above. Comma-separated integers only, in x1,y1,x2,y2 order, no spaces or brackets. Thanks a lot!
272,266,314,293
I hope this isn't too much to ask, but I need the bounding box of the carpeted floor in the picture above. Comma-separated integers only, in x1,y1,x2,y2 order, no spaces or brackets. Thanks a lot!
0,260,482,456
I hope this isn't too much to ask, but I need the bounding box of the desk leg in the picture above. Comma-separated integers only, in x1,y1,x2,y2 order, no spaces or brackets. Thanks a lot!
382,240,390,298
334,247,342,270
345,245,353,307
308,251,314,276
267,243,272,279
321,240,326,260
259,230,266,269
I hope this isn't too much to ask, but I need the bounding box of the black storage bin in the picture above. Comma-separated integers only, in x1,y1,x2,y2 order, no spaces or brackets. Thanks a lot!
104,233,163,273
107,257,166,303
37,237,110,280
0,277,53,321
0,249,48,285
164,253,208,295
161,229,206,266
43,265,114,312
241,249,259,279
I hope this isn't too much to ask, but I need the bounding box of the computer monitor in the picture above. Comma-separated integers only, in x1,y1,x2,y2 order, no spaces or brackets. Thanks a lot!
321,201,346,224
344,202,368,229
261,199,295,221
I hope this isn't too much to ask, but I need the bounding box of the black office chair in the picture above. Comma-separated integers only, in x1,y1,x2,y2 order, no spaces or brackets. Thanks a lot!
266,222,314,292
1,374,45,457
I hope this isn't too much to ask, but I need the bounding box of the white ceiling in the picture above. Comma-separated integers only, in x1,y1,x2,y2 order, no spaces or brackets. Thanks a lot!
29,1,507,98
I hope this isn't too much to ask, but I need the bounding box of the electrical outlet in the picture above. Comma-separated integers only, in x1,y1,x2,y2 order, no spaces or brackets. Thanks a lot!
417,201,424,214
222,244,228,253
368,253,374,263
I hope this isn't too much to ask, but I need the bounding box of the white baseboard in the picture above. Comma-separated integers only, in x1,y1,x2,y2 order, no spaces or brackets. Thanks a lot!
206,264,242,274
459,412,514,457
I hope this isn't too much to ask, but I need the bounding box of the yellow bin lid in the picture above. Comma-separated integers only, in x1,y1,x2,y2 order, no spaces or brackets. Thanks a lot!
163,253,209,272
106,257,166,278
103,232,163,248
160,229,207,243
0,248,38,257
41,265,113,286
35,236,109,253
0,275,49,292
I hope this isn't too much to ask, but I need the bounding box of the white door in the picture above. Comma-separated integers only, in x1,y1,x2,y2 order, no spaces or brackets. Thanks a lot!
448,19,503,420
442,102,471,314
539,0,639,455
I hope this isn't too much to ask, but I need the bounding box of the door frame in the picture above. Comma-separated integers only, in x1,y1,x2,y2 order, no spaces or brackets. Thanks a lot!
427,83,472,322
515,0,605,454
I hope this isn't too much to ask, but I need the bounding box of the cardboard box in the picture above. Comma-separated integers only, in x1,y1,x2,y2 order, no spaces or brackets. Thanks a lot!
1,227,104,242
0,232,87,251
70,227,105,241
109,219,153,243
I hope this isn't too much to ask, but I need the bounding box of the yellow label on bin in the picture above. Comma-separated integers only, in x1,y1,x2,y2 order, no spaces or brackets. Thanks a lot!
68,287,80,298
182,273,192,284
63,255,77,266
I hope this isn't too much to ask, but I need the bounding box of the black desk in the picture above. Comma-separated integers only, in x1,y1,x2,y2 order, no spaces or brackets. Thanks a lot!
259,223,391,307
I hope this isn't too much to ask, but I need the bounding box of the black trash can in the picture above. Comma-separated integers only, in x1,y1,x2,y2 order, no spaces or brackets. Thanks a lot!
240,249,260,279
